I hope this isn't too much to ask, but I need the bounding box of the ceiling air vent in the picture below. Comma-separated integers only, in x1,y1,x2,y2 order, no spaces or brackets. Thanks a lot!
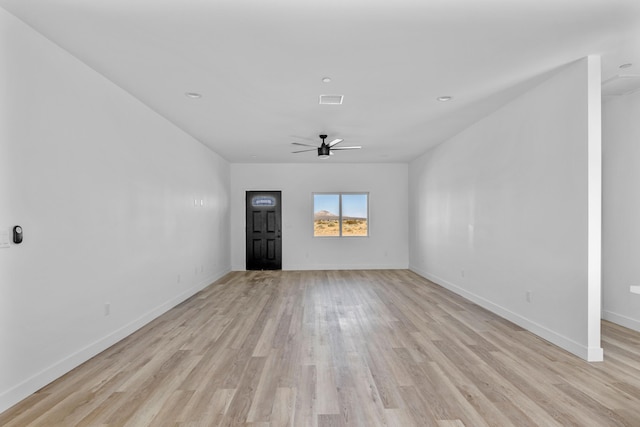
319,94,344,105
602,75,640,96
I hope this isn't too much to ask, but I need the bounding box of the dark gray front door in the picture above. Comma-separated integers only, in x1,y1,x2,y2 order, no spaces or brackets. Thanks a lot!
246,191,282,270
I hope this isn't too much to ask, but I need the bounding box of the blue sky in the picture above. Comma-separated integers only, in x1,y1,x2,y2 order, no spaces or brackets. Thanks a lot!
314,194,368,218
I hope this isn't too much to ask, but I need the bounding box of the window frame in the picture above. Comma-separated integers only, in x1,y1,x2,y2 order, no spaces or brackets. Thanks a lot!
312,192,369,238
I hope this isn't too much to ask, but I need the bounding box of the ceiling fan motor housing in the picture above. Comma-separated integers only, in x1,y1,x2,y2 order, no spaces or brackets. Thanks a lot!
318,145,330,156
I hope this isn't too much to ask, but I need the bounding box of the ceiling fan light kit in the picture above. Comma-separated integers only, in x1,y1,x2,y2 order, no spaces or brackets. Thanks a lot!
318,144,331,158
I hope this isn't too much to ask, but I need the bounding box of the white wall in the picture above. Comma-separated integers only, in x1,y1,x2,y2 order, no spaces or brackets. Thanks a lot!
408,58,603,361
230,163,408,270
603,90,640,332
0,9,230,412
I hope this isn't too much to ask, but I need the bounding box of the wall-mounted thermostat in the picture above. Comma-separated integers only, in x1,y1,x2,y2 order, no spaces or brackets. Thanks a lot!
13,226,23,244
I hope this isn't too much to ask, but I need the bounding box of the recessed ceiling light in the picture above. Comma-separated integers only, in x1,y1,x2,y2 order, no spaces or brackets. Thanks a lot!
437,96,453,102
620,63,633,69
322,77,332,83
185,92,202,99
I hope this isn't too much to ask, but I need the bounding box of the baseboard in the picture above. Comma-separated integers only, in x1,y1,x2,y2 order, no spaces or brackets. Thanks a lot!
602,310,640,333
283,263,409,271
409,265,602,362
232,264,409,272
0,266,230,414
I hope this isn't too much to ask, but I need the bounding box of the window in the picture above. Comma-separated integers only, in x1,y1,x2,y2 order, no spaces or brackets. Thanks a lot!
313,193,368,237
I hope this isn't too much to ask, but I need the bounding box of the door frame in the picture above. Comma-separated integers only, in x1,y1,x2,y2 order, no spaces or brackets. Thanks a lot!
245,190,282,270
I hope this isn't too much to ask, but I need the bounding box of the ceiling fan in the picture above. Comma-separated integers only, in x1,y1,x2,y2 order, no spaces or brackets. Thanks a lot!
292,134,361,158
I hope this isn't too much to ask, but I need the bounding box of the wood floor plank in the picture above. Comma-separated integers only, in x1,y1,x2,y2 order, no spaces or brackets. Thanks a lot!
383,408,418,427
219,356,267,426
246,350,283,422
269,387,296,427
315,364,340,415
294,365,317,427
3,270,640,426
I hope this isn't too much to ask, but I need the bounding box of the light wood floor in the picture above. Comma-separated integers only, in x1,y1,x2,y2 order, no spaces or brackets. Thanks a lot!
2,270,640,426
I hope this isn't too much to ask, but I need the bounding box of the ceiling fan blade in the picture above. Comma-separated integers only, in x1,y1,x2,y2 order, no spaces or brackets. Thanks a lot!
292,148,317,153
292,142,317,147
331,146,361,150
328,138,344,147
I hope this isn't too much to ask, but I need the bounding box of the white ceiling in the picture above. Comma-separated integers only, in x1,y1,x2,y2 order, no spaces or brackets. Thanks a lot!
2,0,640,163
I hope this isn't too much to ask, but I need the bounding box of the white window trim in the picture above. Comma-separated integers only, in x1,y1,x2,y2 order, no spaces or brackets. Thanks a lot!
312,192,369,238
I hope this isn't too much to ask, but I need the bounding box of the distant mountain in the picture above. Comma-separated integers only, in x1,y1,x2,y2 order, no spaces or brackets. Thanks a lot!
314,210,366,221
314,210,338,220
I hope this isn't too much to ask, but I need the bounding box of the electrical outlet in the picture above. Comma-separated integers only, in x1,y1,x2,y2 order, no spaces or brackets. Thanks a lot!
461,269,465,277
526,291,532,303
105,302,110,316
177,274,181,284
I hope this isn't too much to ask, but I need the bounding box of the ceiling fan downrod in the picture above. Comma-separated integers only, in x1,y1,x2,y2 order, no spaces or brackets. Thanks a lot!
317,135,329,157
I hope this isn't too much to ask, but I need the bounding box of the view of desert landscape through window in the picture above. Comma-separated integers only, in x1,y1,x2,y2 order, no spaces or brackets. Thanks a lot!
313,193,368,236
314,210,368,236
